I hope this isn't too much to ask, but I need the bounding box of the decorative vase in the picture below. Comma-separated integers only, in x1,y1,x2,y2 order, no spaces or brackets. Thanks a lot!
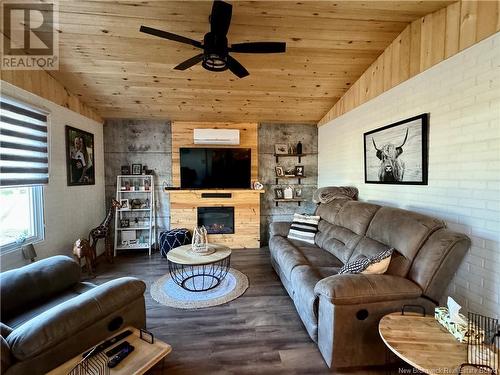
296,141,303,155
191,226,209,254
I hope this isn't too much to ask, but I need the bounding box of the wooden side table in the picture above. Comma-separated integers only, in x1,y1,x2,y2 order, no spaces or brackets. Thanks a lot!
379,312,467,374
47,327,172,375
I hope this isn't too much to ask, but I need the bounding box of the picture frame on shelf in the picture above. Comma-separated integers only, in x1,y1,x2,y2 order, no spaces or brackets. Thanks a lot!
283,186,294,199
120,219,130,228
288,144,296,155
284,167,295,177
295,187,302,198
274,144,288,155
274,188,284,199
364,113,428,185
122,230,136,242
144,179,151,191
119,199,130,210
275,166,285,177
132,163,142,175
295,165,305,176
121,165,130,175
65,125,95,186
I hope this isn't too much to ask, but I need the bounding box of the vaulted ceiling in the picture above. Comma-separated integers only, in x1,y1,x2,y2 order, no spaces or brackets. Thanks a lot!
50,1,454,123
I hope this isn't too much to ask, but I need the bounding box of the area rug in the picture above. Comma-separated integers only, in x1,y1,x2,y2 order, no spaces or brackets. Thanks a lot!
150,268,249,309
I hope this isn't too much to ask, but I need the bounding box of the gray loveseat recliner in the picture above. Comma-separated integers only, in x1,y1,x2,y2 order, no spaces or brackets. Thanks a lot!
269,199,470,368
0,255,146,375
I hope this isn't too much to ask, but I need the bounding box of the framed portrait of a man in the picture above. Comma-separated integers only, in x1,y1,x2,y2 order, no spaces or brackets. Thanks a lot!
66,125,95,186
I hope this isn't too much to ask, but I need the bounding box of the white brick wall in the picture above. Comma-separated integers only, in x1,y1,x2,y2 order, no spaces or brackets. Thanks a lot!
319,33,500,318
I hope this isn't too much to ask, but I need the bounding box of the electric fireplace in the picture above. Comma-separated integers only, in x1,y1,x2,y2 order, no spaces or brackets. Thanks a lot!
197,207,235,234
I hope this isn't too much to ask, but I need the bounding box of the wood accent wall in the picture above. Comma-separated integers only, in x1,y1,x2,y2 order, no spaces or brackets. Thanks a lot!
169,122,261,248
0,69,102,123
318,0,500,126
169,190,263,249
171,122,258,187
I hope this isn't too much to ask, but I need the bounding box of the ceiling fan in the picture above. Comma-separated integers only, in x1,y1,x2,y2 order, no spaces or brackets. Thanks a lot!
139,0,286,78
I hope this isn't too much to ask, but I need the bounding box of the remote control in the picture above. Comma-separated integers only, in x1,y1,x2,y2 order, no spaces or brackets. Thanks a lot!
108,344,134,368
106,341,131,358
82,330,132,358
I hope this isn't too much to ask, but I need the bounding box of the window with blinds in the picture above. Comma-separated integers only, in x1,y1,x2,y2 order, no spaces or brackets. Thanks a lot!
0,98,49,186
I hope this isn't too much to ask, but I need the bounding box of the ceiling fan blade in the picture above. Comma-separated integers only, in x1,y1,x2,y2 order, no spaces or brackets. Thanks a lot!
174,54,204,70
210,1,232,36
227,55,249,78
230,42,286,54
140,26,202,48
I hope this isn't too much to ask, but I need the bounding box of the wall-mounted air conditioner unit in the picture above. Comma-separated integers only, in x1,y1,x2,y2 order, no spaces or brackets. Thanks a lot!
193,129,240,145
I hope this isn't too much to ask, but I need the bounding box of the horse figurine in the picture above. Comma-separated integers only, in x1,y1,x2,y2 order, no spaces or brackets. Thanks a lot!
89,199,121,264
73,238,94,277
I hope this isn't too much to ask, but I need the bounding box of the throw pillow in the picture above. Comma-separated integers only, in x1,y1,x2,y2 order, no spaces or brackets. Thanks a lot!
287,213,321,245
338,248,394,275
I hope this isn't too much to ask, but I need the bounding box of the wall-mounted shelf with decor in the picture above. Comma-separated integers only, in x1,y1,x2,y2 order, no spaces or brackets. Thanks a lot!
275,175,306,185
274,153,307,163
274,198,305,207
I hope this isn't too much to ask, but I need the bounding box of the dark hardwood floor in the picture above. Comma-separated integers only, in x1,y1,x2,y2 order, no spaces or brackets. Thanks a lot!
94,248,386,375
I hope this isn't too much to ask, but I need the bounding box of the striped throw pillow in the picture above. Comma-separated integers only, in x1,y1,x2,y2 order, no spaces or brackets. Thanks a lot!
287,213,321,245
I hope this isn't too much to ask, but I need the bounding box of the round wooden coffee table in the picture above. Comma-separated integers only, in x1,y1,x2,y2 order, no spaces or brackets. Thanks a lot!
379,312,467,374
167,243,231,292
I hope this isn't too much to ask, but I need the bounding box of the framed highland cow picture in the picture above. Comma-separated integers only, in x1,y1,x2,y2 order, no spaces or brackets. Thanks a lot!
364,114,429,185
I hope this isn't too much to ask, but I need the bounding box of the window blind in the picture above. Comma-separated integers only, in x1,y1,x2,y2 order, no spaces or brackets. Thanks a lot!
0,98,49,186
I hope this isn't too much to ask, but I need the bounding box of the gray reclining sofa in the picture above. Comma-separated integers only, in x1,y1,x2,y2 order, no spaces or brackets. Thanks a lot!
0,256,146,375
269,199,470,368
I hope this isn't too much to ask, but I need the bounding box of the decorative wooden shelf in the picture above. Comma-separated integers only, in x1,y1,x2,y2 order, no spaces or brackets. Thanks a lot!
275,175,306,184
274,153,307,163
274,198,305,207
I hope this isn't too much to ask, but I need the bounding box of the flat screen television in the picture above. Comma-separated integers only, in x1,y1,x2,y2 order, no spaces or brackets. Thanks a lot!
180,148,251,189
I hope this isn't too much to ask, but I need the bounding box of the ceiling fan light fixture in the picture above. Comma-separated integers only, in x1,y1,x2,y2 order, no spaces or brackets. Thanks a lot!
202,53,228,72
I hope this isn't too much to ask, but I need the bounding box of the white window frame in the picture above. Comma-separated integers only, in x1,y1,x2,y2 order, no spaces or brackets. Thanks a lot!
0,185,45,254
0,94,48,255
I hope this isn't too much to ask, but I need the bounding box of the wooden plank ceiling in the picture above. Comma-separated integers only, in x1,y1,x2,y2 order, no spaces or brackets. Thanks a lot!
50,1,454,123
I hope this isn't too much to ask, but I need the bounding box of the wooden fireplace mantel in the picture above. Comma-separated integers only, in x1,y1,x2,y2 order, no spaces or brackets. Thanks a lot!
168,189,263,249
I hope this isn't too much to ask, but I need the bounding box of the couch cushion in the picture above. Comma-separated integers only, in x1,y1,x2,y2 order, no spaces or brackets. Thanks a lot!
334,201,380,236
4,282,96,329
297,246,343,268
7,278,145,361
315,221,361,263
314,198,350,224
366,207,444,272
408,228,470,303
0,256,81,321
269,236,308,280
